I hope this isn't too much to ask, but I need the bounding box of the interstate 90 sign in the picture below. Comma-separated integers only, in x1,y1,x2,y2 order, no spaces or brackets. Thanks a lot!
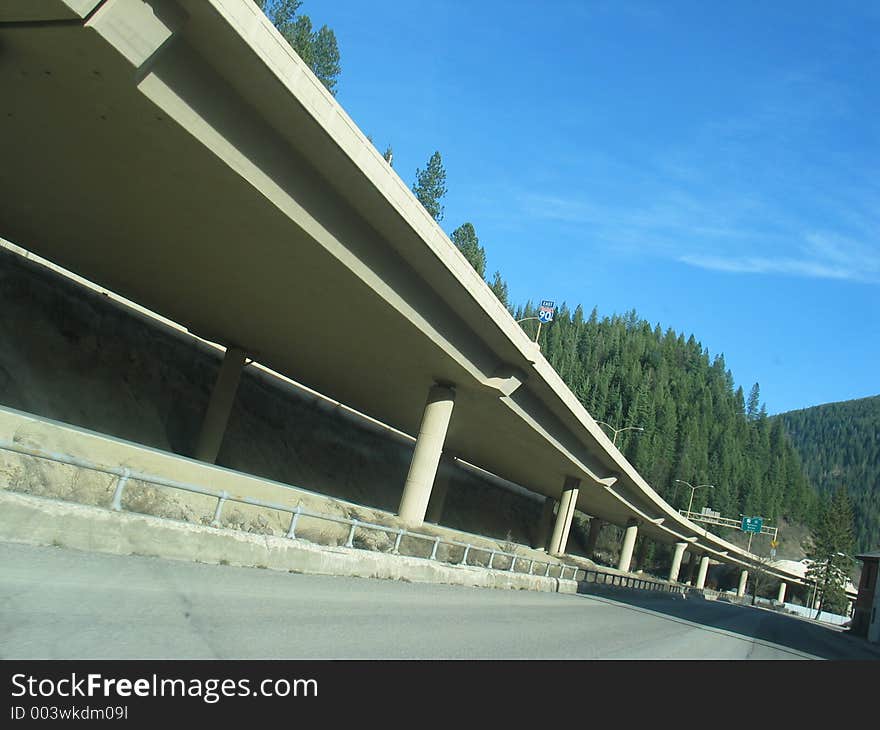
538,300,555,324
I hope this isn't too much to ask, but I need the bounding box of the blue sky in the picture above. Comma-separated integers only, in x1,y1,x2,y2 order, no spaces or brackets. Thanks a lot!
310,0,878,415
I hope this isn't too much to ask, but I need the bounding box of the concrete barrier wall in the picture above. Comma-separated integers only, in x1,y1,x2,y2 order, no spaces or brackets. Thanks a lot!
1,402,571,572
0,490,572,595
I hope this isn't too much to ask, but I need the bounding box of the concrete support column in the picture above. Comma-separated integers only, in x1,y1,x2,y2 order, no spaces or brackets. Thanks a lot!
668,542,688,583
425,473,450,524
584,517,604,559
534,497,556,550
777,582,787,603
398,384,456,526
685,552,698,584
695,555,710,589
547,476,580,556
194,345,247,464
738,570,749,597
617,519,638,573
425,457,452,525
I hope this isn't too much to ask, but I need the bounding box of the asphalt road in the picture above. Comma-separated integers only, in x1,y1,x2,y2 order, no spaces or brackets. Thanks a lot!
2,542,879,660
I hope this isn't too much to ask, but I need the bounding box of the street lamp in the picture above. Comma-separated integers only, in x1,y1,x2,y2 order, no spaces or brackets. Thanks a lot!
515,316,545,343
595,421,644,447
675,479,715,517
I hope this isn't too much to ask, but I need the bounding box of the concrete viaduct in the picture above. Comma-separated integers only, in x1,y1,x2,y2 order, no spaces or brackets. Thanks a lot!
0,0,800,599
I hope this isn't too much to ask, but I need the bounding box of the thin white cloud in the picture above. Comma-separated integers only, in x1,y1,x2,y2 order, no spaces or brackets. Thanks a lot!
804,231,880,271
678,254,861,281
516,188,880,284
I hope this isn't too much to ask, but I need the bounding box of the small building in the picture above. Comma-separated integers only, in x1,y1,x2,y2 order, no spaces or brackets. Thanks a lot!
852,552,880,642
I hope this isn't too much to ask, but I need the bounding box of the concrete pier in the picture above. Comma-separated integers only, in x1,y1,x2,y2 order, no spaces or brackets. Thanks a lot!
548,477,580,556
585,517,604,559
695,555,710,589
425,471,451,524
398,384,456,526
738,570,749,598
669,542,688,583
617,519,638,573
194,345,247,464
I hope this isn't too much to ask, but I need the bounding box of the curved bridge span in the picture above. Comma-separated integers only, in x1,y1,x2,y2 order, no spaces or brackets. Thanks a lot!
0,0,807,593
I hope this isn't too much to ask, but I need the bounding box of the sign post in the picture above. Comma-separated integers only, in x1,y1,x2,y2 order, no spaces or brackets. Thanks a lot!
741,516,763,554
535,300,555,342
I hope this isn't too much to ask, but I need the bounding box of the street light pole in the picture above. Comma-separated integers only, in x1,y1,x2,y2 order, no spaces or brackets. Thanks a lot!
675,479,715,517
515,316,543,343
595,421,644,447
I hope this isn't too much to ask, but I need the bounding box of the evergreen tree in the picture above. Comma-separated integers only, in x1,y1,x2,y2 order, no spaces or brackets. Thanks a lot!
450,223,487,278
747,382,761,421
310,24,341,94
804,486,855,618
489,271,510,309
256,0,341,95
412,151,447,222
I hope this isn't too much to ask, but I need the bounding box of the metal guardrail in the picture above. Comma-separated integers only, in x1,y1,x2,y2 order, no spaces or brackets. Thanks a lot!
579,569,688,594
0,438,580,578
0,437,691,593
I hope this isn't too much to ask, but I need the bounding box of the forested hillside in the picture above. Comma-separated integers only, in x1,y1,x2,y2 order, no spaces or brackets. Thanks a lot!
514,303,819,533
779,396,880,552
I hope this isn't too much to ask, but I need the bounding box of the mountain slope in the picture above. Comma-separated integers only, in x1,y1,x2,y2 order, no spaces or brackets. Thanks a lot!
521,305,818,533
778,395,880,552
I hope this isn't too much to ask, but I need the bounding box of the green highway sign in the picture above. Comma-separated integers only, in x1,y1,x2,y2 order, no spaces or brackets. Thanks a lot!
741,516,763,533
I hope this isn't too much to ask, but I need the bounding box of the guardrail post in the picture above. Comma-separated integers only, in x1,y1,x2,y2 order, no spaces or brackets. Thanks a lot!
430,536,441,561
488,551,496,569
110,468,131,511
346,520,358,548
508,555,516,572
544,562,551,577
462,544,471,566
393,529,404,554
286,505,302,539
528,559,534,575
211,491,229,527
